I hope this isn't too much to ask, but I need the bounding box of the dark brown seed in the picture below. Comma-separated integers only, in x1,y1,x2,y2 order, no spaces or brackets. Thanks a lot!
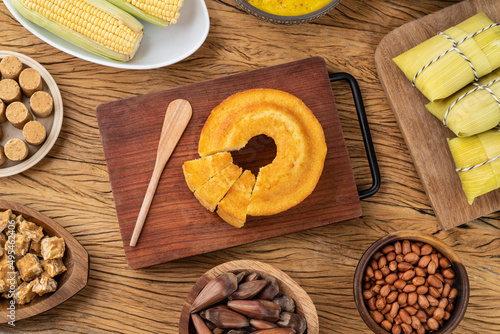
416,310,427,323
230,280,268,300
235,272,246,283
379,256,388,268
191,313,213,334
255,277,280,300
398,293,408,305
227,300,281,322
272,295,295,313
374,270,383,280
276,312,307,334
202,307,250,329
243,272,260,283
191,272,239,313
381,303,392,315
427,295,439,307
252,329,296,334
392,324,402,334
428,286,441,299
366,266,374,278
250,319,279,330
401,323,413,334
373,252,384,260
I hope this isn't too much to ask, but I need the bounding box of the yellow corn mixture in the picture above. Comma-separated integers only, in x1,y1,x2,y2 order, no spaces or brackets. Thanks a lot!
22,0,141,56
248,0,331,16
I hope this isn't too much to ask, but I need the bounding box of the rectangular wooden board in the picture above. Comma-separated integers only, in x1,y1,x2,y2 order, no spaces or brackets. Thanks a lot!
375,0,500,230
96,57,362,269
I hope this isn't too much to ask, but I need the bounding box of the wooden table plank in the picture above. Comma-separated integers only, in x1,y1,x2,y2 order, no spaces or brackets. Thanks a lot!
0,0,498,333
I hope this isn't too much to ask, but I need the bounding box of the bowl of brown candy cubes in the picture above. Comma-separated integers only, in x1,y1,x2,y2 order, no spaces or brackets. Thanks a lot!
353,231,469,334
0,200,89,323
179,260,319,334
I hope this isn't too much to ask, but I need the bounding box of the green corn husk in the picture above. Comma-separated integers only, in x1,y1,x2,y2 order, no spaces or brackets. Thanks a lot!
426,68,500,137
12,0,144,62
448,129,500,204
393,12,500,102
105,0,184,27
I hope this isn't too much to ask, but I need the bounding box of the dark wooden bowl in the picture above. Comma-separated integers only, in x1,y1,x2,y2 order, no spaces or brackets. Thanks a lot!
0,200,89,323
234,0,341,25
353,232,469,334
179,259,319,334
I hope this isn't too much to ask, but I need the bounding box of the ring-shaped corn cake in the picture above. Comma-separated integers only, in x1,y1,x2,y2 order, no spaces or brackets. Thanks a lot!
197,88,327,217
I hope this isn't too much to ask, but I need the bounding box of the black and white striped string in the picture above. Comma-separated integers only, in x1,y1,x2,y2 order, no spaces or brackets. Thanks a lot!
443,77,500,127
456,128,500,172
411,23,500,87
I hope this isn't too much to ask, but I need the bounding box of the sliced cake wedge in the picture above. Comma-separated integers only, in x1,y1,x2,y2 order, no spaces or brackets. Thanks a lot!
194,163,243,212
183,152,233,192
217,170,256,228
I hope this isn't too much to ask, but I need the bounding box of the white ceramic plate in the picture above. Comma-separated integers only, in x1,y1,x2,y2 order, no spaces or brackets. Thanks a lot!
3,0,210,69
0,51,63,177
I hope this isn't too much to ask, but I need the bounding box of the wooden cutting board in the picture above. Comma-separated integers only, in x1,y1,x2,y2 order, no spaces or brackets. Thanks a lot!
375,0,500,230
96,57,362,269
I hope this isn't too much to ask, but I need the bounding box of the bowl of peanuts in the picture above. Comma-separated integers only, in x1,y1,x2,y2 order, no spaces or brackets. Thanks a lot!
353,232,469,334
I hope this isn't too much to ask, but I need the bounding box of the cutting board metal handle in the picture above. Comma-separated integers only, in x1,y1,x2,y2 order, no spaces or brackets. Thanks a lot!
329,72,380,199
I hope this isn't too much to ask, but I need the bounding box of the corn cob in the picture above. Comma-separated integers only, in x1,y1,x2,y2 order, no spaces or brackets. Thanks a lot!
12,0,144,62
105,0,184,27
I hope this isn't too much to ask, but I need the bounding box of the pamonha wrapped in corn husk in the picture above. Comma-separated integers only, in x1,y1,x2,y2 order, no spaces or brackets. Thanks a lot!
393,12,500,102
448,129,500,204
426,68,500,137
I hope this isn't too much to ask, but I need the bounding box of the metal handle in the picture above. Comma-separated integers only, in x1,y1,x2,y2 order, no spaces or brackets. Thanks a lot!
329,72,380,199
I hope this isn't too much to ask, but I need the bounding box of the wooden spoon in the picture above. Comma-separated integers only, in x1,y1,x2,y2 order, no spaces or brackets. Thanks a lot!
129,99,192,247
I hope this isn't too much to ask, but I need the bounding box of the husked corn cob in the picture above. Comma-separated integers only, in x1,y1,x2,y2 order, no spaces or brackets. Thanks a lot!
12,0,144,62
106,0,183,27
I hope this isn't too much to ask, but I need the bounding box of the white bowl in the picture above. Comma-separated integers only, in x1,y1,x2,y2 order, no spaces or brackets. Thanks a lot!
3,0,210,69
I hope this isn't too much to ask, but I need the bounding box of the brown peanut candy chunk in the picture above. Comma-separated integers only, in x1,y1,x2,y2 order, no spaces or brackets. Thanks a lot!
23,121,46,146
0,56,23,80
0,79,22,104
30,90,53,118
40,258,67,278
41,236,65,260
18,219,44,242
4,138,29,161
17,253,44,281
13,281,37,305
6,101,32,129
5,233,29,256
32,271,57,296
19,68,42,97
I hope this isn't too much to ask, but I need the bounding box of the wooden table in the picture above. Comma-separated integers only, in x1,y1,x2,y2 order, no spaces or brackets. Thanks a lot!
0,0,499,332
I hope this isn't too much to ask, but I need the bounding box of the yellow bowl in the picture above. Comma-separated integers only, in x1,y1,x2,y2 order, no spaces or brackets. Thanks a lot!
235,0,341,25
